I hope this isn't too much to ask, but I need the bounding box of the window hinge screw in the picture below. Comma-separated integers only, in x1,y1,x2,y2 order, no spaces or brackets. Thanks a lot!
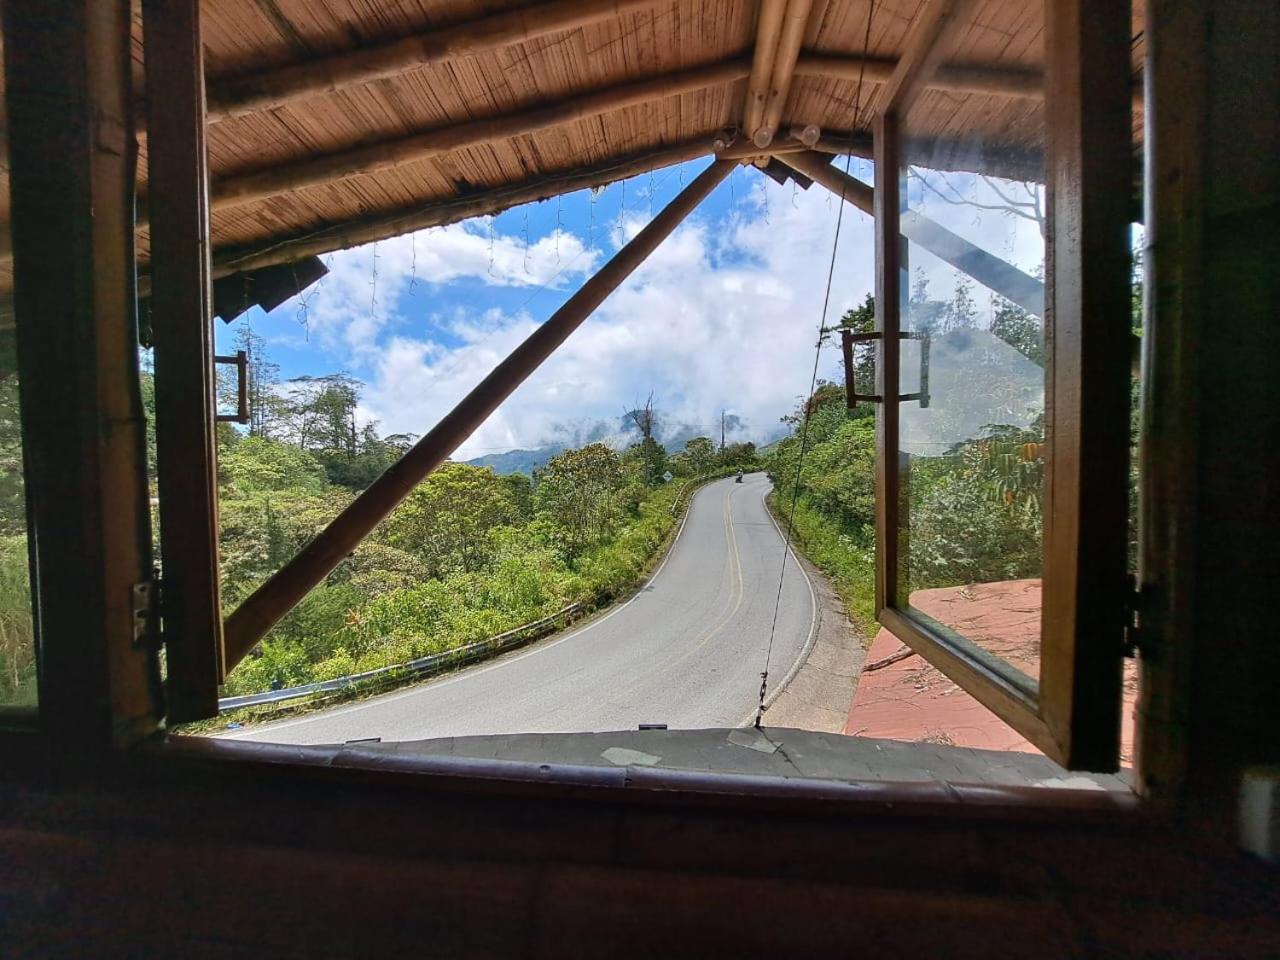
131,573,163,650
1122,574,1146,659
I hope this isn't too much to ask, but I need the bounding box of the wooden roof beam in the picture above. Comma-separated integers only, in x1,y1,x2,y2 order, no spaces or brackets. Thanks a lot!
0,58,748,262
754,0,815,147
794,53,1143,106
795,52,1044,99
0,136,725,325
877,0,983,117
204,0,669,124
742,0,788,144
209,58,749,215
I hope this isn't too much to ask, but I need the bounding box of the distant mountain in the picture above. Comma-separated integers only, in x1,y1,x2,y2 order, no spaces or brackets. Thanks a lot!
464,409,788,476
464,445,563,476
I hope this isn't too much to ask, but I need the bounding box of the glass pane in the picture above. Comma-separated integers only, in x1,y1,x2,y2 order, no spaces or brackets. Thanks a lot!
895,0,1046,682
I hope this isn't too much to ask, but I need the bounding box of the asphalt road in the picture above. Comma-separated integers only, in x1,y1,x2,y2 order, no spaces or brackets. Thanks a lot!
223,473,816,745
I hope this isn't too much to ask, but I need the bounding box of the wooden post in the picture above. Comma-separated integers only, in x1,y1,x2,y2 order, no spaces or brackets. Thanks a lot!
143,0,226,722
1038,0,1132,772
222,160,735,667
872,114,903,618
1139,0,1280,816
1,0,159,743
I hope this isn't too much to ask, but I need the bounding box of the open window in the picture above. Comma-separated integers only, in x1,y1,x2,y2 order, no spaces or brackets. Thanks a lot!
870,0,1133,770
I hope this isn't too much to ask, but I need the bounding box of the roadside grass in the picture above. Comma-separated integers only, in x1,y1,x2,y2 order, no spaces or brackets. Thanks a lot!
766,491,876,639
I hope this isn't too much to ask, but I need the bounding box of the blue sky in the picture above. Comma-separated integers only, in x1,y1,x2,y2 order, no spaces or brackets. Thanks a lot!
212,155,1043,460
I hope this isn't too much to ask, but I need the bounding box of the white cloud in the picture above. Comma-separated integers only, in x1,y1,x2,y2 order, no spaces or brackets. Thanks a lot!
290,221,598,357
245,162,1052,462
355,173,880,459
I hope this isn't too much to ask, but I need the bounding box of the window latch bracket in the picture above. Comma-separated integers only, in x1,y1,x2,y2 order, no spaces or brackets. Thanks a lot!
1122,574,1146,659
132,575,162,650
840,329,931,410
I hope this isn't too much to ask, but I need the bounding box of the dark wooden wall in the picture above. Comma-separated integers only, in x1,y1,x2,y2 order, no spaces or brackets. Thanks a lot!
0,746,1277,959
1138,0,1280,819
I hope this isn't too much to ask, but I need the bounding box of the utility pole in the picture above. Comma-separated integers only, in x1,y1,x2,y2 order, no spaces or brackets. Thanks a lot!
720,410,726,452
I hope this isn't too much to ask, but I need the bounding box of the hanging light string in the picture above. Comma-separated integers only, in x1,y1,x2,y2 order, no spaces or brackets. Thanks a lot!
756,0,878,728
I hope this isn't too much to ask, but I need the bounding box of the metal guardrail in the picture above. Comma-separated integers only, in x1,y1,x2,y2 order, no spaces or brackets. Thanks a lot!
218,603,581,712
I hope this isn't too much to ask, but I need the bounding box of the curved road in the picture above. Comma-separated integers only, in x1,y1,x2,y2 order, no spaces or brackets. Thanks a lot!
224,474,815,744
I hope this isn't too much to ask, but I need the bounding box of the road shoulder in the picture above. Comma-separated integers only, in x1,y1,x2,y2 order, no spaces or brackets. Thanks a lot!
759,516,867,734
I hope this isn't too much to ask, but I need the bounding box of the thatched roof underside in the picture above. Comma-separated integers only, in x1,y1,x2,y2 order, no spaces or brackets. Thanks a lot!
0,0,1147,295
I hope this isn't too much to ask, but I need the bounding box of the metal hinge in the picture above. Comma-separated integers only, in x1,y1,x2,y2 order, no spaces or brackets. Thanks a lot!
132,575,162,650
1122,574,1145,659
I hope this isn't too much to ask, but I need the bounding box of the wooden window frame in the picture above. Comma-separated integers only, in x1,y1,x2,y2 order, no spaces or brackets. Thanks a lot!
0,0,1141,803
872,0,1134,770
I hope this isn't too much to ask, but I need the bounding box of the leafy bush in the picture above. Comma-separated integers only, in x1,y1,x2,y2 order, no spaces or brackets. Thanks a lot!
0,535,35,705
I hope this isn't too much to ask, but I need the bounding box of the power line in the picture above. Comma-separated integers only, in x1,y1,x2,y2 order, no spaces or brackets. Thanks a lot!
756,0,878,729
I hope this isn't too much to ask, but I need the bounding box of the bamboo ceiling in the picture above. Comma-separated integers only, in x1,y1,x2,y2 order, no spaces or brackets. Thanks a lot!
0,0,1147,297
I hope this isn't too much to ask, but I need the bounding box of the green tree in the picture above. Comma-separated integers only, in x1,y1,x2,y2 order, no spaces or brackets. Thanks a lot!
385,463,518,576
623,436,668,486
534,443,623,558
682,436,716,476
219,435,328,495
990,296,1044,366
942,275,978,333
0,333,26,536
832,293,877,401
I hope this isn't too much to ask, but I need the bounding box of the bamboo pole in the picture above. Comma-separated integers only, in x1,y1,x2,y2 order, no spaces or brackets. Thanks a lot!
207,138,720,282
0,61,743,266
208,0,666,124
755,0,814,147
779,151,1044,315
742,0,787,142
210,58,748,213
0,137,721,325
795,52,1045,99
222,159,734,667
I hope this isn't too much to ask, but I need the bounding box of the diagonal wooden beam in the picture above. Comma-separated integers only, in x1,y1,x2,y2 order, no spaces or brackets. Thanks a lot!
795,52,1046,99
222,159,735,667
877,0,983,117
209,0,668,124
755,0,815,147
779,151,1045,315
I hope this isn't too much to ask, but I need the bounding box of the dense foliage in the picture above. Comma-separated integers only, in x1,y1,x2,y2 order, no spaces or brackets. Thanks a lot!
766,289,1048,631
0,331,34,705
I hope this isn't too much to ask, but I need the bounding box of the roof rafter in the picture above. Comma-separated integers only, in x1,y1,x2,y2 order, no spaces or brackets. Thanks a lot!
205,0,671,125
